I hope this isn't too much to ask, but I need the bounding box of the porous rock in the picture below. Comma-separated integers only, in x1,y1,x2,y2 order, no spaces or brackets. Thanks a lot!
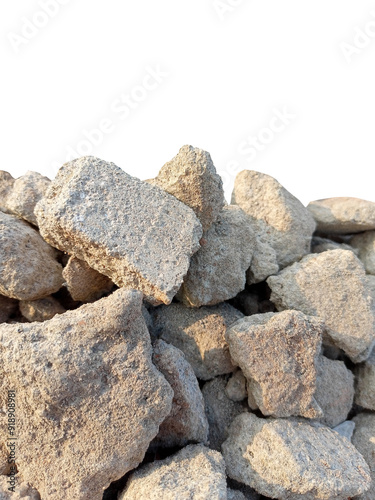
0,476,40,500
225,369,247,402
19,296,65,322
0,289,173,500
246,222,279,284
351,230,375,275
352,413,375,500
222,412,371,500
35,156,202,305
355,347,375,410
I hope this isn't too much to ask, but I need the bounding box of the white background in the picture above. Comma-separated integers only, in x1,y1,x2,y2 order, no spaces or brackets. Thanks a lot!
1,0,375,205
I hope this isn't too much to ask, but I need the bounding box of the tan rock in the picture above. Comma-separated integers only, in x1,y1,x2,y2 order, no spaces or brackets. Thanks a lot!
0,295,18,323
225,370,247,402
355,348,375,410
351,230,375,274
0,171,14,214
311,236,357,255
246,222,279,284
19,296,65,322
352,413,375,500
0,475,40,499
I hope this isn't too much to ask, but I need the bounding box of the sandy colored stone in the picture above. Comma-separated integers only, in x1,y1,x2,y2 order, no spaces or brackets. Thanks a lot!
152,340,208,448
225,369,247,402
333,420,355,441
308,197,375,234
0,289,173,500
311,236,357,255
147,145,225,231
35,156,202,305
0,171,14,214
314,355,354,427
152,302,242,380
118,444,227,500
19,296,65,322
0,295,18,323
352,413,375,500
0,212,63,301
202,377,248,451
267,249,375,362
177,205,256,307
0,476,40,499
355,348,375,410
226,310,323,418
246,222,279,284
231,170,316,268
222,413,371,500
62,256,114,302
351,230,375,275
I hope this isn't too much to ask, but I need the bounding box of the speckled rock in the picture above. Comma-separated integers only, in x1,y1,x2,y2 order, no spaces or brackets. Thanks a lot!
355,348,375,410
225,370,247,402
35,156,202,305
351,231,375,275
333,420,355,441
0,476,40,499
0,171,14,214
19,296,65,322
352,413,375,500
311,236,357,255
0,295,18,323
246,221,279,284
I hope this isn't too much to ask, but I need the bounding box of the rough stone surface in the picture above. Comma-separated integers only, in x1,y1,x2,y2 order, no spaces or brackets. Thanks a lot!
355,347,375,410
246,222,279,284
152,340,209,448
308,197,375,234
351,230,375,275
0,289,173,500
0,171,14,214
231,170,316,268
0,476,40,499
202,377,248,451
35,156,202,305
0,295,17,323
19,296,66,322
147,145,225,231
177,205,255,307
352,413,375,500
222,413,371,500
226,310,323,418
0,212,63,301
62,256,114,302
225,370,247,402
311,236,357,255
151,302,242,380
267,249,375,362
118,444,227,500
333,420,355,441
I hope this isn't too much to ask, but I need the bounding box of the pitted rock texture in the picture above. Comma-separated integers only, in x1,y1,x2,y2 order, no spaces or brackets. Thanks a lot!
225,369,248,402
351,230,375,275
352,413,375,500
246,222,279,284
19,296,65,322
0,476,40,499
354,347,375,410
0,289,173,500
35,156,202,305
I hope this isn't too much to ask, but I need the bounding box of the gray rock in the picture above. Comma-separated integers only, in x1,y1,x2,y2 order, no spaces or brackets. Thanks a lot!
0,289,173,500
225,370,248,402
0,212,63,301
355,348,375,410
118,444,227,500
226,310,323,418
0,476,40,499
311,236,357,255
351,230,375,275
222,413,371,500
352,413,375,500
0,295,17,323
333,420,355,441
267,250,375,362
19,296,66,322
227,485,260,500
231,170,316,269
0,171,14,214
177,205,256,307
227,489,247,500
35,156,202,305
152,340,209,448
307,197,375,234
246,222,279,284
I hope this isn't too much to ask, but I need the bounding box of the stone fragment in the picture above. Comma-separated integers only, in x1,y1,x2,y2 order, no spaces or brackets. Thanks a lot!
0,289,173,500
0,476,40,499
227,481,261,500
352,413,375,500
152,340,209,448
231,170,316,268
35,156,202,305
151,302,242,380
222,413,371,500
19,296,65,322
202,377,248,451
147,145,225,231
311,235,357,255
355,348,375,410
0,295,18,323
0,212,63,301
177,205,255,307
62,256,114,302
333,420,355,441
0,171,14,214
351,230,375,274
267,249,375,362
118,444,227,500
225,369,247,402
246,222,279,283
307,197,375,234
226,310,323,418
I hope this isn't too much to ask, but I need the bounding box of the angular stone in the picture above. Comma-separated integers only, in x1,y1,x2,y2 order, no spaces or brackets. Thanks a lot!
118,444,227,500
307,197,375,234
231,170,316,268
147,145,225,231
62,256,114,302
0,171,14,214
314,355,354,427
355,348,375,410
0,476,40,499
0,212,63,301
333,420,355,441
222,413,371,500
35,156,202,305
311,236,357,255
19,296,65,322
0,295,18,323
226,310,323,418
177,205,255,307
152,340,209,448
151,302,242,380
225,369,247,402
351,230,375,275
267,250,375,362
0,289,173,500
246,222,279,284
352,413,375,500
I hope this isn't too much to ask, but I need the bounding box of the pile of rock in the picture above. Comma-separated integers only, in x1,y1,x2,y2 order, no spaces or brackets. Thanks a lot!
1,145,375,499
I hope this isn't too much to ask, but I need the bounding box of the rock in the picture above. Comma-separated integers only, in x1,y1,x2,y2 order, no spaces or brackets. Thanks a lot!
62,256,114,302
231,170,316,268
351,231,375,275
355,348,375,410
0,476,40,499
151,302,242,380
35,156,202,305
246,223,279,283
311,236,357,255
226,310,323,418
202,377,248,451
227,481,261,500
313,355,354,427
267,249,375,362
147,145,225,231
19,296,66,322
0,295,18,323
225,370,247,402
227,489,247,500
307,197,375,234
222,413,371,500
0,289,173,500
177,205,255,307
152,340,209,448
0,171,14,214
118,444,227,500
0,212,63,301
352,413,375,500
333,420,355,441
